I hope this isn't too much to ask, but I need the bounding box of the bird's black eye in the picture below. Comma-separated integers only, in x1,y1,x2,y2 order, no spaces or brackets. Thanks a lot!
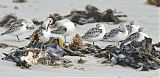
49,20,52,24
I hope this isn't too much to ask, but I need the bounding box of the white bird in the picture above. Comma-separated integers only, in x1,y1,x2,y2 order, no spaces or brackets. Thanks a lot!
126,21,143,35
1,19,34,41
40,18,53,43
82,23,106,45
102,24,128,42
29,17,53,43
120,27,148,47
51,19,75,43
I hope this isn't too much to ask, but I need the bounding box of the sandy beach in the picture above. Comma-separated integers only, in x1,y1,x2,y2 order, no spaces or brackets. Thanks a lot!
0,0,159,78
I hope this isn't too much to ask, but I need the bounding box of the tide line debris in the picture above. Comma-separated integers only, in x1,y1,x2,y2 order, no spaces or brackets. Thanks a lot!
0,4,159,71
2,33,160,71
148,0,160,7
101,37,160,71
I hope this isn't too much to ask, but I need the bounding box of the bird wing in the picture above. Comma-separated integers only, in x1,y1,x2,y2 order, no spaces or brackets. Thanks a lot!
83,27,102,38
121,32,140,46
2,21,23,35
103,28,120,39
51,26,67,34
126,32,140,42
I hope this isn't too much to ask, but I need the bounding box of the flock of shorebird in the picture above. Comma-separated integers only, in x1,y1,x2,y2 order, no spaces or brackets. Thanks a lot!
0,15,148,47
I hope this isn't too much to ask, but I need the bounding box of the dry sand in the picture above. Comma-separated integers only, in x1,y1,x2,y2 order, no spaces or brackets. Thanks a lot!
0,0,159,78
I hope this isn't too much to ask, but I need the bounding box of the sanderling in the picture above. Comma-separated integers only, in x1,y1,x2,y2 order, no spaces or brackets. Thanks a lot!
126,21,143,35
1,19,34,41
51,19,75,43
82,23,106,45
120,27,148,47
102,24,128,42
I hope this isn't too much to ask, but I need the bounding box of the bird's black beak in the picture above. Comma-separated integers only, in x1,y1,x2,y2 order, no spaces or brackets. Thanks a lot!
26,26,34,30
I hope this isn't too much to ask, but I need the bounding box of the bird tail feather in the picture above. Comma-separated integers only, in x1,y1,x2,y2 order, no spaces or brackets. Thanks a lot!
1,33,5,36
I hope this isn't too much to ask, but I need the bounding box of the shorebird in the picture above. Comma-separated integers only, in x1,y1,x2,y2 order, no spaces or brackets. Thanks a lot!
82,23,106,45
102,24,128,42
51,19,75,43
120,27,148,47
1,18,34,41
126,21,143,35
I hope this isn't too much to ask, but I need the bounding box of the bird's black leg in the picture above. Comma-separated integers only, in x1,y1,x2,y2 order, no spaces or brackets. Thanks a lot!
93,42,95,45
64,35,67,43
17,36,20,41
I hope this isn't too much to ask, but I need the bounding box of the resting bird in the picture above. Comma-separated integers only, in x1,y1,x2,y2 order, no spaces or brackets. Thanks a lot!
102,24,128,42
120,27,148,47
126,21,142,35
51,19,75,43
82,23,106,45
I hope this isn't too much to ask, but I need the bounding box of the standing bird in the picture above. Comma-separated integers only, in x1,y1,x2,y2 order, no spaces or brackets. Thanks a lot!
82,23,106,45
102,24,128,42
51,19,75,43
1,19,34,41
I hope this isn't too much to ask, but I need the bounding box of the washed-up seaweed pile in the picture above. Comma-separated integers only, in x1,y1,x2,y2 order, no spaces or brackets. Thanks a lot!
12,0,26,3
2,33,160,71
0,14,17,28
148,0,160,7
153,42,160,47
100,37,160,71
68,34,102,55
70,5,127,25
47,5,127,25
1,34,100,69
2,47,73,69
49,36,160,71
68,6,127,25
